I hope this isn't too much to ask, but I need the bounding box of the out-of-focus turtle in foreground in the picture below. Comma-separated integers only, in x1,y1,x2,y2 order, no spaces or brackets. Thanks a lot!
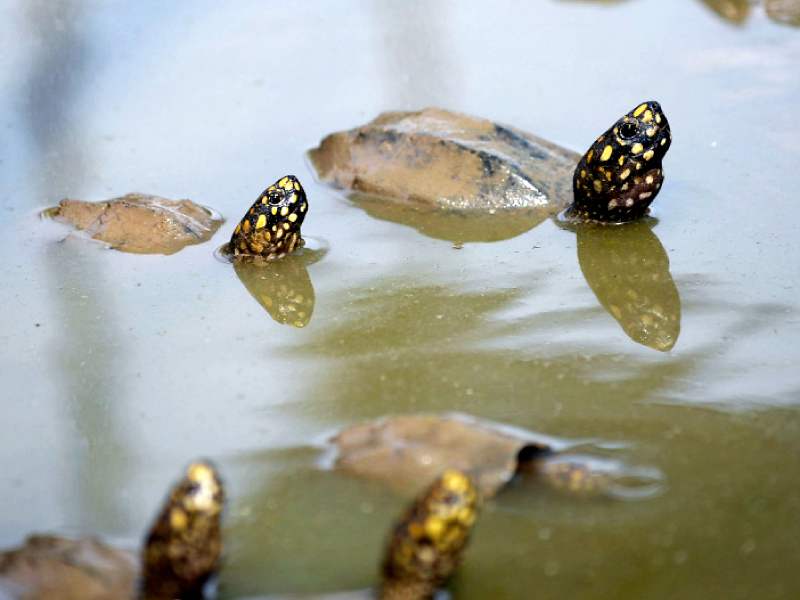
379,470,480,600
141,461,225,600
0,460,224,600
0,464,479,600
309,101,672,236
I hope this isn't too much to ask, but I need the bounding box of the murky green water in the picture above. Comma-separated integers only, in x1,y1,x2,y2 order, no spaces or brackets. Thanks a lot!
2,0,799,599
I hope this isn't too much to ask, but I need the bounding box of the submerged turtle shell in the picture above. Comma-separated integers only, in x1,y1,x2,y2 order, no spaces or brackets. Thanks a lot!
309,108,580,215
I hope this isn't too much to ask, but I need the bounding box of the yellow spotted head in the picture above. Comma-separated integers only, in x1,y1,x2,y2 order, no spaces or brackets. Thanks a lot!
230,175,308,258
176,461,225,517
379,470,481,599
569,101,671,223
142,461,225,599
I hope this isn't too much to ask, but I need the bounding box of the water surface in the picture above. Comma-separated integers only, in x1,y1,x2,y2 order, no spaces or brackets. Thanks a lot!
1,1,799,599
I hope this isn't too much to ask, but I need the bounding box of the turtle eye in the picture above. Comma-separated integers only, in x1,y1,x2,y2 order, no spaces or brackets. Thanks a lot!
267,191,283,205
619,122,638,140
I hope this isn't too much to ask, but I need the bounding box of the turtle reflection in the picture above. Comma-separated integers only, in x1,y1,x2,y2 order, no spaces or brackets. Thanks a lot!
233,253,316,328
575,221,681,352
697,0,750,24
350,193,550,243
558,0,800,28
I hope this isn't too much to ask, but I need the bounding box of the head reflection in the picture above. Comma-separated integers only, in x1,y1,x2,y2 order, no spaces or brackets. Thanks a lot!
575,221,681,351
233,254,316,328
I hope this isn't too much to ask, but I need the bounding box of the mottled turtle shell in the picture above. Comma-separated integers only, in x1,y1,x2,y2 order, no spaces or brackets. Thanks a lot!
309,102,671,226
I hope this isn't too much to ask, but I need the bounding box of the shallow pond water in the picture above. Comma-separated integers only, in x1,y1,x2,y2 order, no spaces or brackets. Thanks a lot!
1,1,799,599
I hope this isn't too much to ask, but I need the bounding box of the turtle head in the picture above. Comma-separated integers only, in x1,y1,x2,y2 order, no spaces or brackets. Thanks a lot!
230,175,308,258
569,101,671,223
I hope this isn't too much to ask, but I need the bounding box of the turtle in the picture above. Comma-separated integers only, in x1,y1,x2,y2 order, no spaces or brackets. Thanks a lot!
308,101,672,239
379,469,480,600
0,464,479,600
228,175,309,259
141,461,225,600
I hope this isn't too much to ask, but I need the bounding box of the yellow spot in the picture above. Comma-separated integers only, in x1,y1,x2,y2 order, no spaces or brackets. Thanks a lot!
600,145,613,161
290,195,297,204
660,138,667,146
234,223,241,235
424,516,444,540
261,197,268,204
256,214,267,229
605,171,612,181
618,156,624,166
283,222,290,230
639,191,652,200
187,462,214,484
300,203,307,213
293,181,301,190
655,114,662,124
249,208,255,215
268,186,276,192
646,175,654,184
442,470,471,494
272,225,277,231
631,142,644,154
646,128,656,137
288,213,298,222
276,229,283,238
633,103,648,117
597,135,604,143
250,241,263,253
280,206,289,217
170,508,188,531
242,219,251,233
283,181,294,191
587,149,594,163
620,168,630,180
643,149,655,161
642,110,653,123
593,180,603,193
580,170,586,179
271,207,278,215
264,231,271,241
278,176,289,188
608,199,618,209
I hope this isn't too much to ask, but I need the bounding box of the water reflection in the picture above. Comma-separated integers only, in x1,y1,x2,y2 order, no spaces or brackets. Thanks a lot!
350,193,553,243
573,221,681,352
230,248,326,328
341,197,681,351
285,278,696,423
765,0,800,25
557,0,800,27
234,256,316,328
370,0,462,108
697,0,751,24
22,0,90,198
23,0,134,533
